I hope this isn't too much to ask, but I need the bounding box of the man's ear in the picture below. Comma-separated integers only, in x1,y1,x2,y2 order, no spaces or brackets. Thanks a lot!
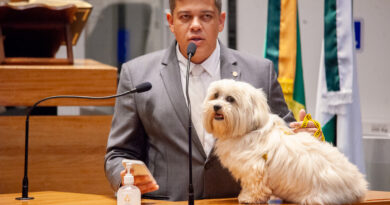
166,12,175,33
218,11,226,32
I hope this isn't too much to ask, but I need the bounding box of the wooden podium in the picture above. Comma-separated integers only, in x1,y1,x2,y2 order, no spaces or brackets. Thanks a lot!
0,59,117,195
0,191,390,205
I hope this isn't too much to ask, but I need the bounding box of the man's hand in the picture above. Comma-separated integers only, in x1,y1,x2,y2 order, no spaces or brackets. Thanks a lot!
289,109,323,139
121,169,159,194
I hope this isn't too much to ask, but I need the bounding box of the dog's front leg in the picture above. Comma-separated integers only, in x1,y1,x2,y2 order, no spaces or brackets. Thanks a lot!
238,172,272,204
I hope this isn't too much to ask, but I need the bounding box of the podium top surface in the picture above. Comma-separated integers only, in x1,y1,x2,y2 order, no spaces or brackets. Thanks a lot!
0,58,117,70
0,191,390,205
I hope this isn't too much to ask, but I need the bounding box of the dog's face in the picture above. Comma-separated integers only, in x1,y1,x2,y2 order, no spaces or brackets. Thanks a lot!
203,79,270,139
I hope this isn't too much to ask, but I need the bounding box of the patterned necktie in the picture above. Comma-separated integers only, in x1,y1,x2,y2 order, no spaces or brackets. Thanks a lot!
189,65,209,154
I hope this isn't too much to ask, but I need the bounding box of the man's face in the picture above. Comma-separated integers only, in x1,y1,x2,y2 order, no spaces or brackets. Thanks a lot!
167,0,226,64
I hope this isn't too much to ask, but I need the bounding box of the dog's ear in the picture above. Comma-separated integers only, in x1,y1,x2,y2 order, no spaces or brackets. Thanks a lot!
203,88,216,134
203,106,213,134
250,88,270,129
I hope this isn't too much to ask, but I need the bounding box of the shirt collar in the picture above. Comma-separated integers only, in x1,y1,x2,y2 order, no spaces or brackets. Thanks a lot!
176,41,220,77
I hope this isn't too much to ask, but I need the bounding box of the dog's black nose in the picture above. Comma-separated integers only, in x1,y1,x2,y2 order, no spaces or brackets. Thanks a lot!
213,105,221,111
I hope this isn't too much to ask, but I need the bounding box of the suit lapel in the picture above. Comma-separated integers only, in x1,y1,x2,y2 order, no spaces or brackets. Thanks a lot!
220,43,241,80
160,42,207,159
160,43,187,129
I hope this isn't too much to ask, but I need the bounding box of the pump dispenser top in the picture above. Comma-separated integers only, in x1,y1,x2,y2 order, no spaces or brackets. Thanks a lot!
123,163,134,185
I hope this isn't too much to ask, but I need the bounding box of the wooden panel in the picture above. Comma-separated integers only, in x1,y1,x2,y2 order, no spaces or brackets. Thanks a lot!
0,59,117,106
0,115,114,195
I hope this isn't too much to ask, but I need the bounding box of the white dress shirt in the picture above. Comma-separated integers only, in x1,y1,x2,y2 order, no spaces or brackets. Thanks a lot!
176,41,221,156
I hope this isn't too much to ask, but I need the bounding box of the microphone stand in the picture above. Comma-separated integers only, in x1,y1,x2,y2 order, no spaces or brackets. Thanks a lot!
16,83,151,200
185,50,195,205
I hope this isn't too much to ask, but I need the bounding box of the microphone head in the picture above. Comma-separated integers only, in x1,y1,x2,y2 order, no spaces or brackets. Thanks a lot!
135,82,152,93
187,42,197,57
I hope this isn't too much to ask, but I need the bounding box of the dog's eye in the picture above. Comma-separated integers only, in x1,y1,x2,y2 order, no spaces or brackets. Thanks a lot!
214,93,219,99
226,96,235,103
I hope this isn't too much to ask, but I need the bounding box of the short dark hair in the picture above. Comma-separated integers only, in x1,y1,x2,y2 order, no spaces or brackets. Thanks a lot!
169,0,222,14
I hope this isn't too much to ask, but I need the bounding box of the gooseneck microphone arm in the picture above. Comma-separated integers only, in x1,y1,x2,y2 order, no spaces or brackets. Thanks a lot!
16,82,152,200
185,42,197,205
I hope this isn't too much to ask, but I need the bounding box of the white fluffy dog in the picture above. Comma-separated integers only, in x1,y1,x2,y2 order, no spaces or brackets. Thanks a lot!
203,79,367,205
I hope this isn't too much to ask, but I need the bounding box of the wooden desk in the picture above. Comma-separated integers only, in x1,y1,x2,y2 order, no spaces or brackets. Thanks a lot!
0,191,390,205
0,59,117,195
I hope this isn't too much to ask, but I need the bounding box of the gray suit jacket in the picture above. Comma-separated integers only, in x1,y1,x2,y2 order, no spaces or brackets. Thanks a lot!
104,42,295,201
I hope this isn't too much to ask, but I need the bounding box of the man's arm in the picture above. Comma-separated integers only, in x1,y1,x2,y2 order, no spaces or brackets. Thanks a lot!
104,62,150,192
266,61,296,123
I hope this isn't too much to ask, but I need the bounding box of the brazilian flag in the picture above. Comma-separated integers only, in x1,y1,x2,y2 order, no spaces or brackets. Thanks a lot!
264,0,305,121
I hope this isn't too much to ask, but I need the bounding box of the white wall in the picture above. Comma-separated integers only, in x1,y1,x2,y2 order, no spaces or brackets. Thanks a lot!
354,0,390,125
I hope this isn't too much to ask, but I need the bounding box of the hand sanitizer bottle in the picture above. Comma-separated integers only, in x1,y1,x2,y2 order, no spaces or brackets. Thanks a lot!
117,163,141,205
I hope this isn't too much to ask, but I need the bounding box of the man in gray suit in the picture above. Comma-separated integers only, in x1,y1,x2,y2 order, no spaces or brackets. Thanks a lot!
105,0,316,201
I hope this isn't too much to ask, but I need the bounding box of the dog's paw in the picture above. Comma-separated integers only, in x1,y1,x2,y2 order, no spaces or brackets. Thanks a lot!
238,191,268,204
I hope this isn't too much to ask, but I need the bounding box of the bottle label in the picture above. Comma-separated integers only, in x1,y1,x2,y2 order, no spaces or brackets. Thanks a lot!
124,194,131,204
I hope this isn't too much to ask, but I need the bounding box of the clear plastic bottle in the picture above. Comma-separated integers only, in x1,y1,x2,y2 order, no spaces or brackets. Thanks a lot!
117,163,141,205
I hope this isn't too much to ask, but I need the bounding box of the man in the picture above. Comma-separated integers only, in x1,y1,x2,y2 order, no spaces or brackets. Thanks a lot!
105,0,317,201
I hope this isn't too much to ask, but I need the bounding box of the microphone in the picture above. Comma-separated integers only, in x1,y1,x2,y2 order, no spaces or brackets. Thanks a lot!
15,82,152,200
187,42,197,59
133,82,152,93
185,42,196,205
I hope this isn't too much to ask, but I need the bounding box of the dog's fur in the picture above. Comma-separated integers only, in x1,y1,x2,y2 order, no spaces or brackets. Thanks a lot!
203,79,368,204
